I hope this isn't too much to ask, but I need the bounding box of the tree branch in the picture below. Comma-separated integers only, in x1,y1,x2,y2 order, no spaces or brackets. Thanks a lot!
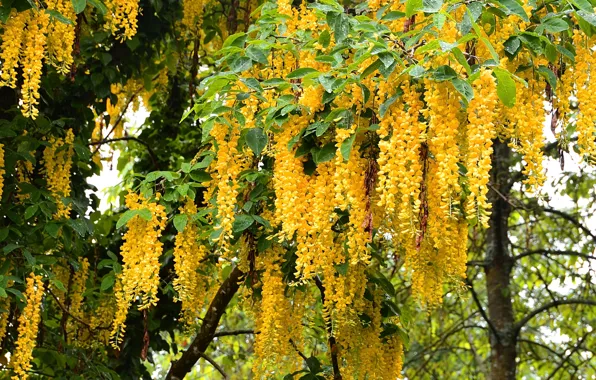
89,136,158,169
466,279,501,344
514,299,596,333
213,329,255,338
546,331,591,380
197,352,228,379
165,267,243,380
314,276,342,380
48,289,110,331
513,249,596,261
541,207,596,242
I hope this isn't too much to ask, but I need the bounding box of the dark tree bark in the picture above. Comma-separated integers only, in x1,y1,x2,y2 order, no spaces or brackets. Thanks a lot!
485,140,517,380
165,267,243,380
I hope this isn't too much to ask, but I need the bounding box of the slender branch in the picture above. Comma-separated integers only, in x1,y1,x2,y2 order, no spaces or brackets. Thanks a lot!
290,338,309,362
48,289,110,331
166,267,243,380
518,338,566,360
213,329,255,338
465,279,501,344
514,299,596,333
541,207,596,242
467,260,489,267
89,136,158,169
546,331,591,380
513,249,596,261
91,87,143,157
198,352,228,379
314,276,342,380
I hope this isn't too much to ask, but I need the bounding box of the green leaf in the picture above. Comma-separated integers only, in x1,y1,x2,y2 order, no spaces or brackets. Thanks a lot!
540,17,569,33
100,274,115,291
287,68,319,79
493,0,529,21
577,10,596,26
452,78,474,103
138,208,152,221
45,223,60,238
332,12,350,43
51,278,67,292
314,143,336,164
0,229,8,243
246,128,268,156
494,68,516,108
422,0,443,13
570,0,593,12
3,244,19,254
230,56,253,73
246,46,269,64
24,205,38,220
173,214,188,233
23,250,35,265
116,210,139,229
340,133,356,161
537,65,557,90
406,0,423,17
319,29,331,47
433,65,458,81
503,36,522,57
45,10,74,25
379,93,400,118
87,0,107,14
232,214,254,233
0,287,8,298
68,219,87,237
71,0,86,14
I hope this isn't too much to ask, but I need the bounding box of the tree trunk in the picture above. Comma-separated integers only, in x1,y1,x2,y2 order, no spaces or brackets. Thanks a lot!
485,140,517,380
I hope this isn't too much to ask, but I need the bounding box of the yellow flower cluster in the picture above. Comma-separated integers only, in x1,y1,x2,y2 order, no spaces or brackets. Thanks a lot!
47,0,76,74
67,258,90,342
182,0,206,35
0,296,10,347
505,70,546,190
336,291,404,380
173,199,210,326
376,80,425,249
466,70,498,227
11,273,44,380
0,10,27,89
573,31,596,161
42,129,75,219
0,144,4,201
252,246,302,378
20,11,50,119
209,120,243,254
110,192,166,348
104,0,140,41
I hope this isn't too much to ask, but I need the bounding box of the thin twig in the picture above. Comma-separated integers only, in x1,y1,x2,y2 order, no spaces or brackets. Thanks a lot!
89,136,159,169
465,279,501,344
213,329,256,338
48,289,110,330
198,352,228,379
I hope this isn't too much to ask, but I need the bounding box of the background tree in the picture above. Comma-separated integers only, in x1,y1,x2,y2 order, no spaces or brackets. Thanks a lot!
0,0,594,379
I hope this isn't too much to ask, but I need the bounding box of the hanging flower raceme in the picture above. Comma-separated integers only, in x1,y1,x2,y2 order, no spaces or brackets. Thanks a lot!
252,245,302,378
47,0,76,74
104,0,140,41
0,10,27,89
209,120,243,255
465,69,499,227
42,129,75,219
173,199,210,326
0,296,10,347
20,10,50,120
573,31,596,161
110,192,166,348
10,273,44,380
